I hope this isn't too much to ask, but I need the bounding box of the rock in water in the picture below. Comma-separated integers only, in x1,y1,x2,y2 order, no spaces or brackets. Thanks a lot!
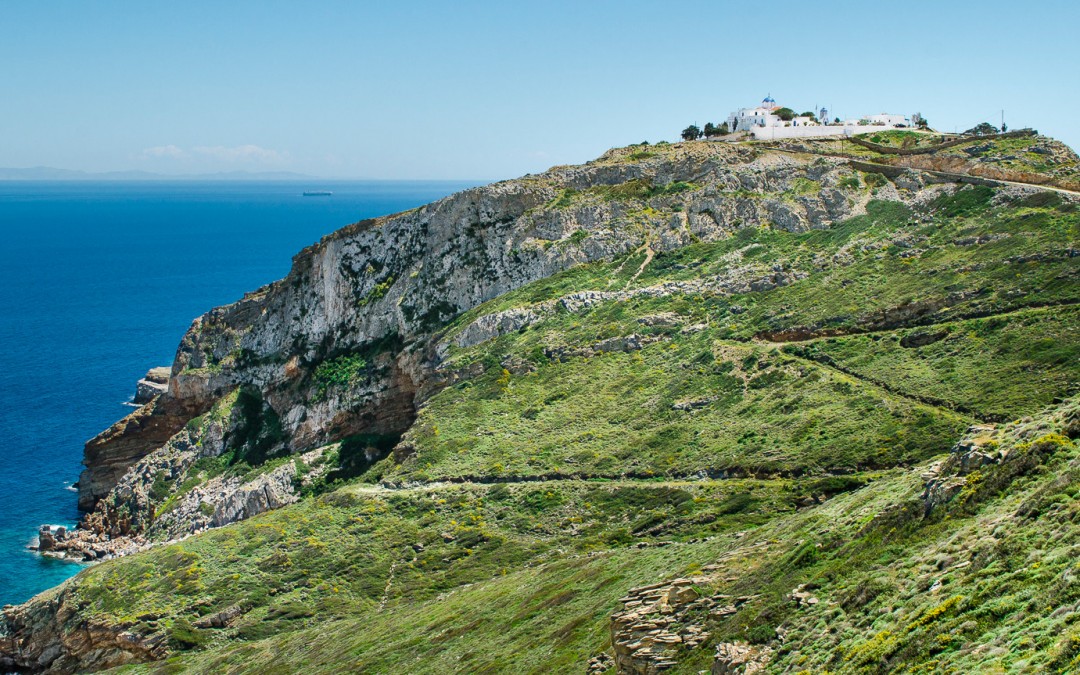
133,367,170,405
36,525,55,552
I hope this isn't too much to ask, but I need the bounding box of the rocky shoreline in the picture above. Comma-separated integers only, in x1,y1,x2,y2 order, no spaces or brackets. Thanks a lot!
28,368,332,568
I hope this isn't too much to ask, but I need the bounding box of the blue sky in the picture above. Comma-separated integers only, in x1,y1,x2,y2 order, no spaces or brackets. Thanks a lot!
2,0,1077,179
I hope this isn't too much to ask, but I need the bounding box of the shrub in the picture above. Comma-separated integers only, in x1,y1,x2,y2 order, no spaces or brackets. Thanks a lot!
747,624,776,644
313,354,368,401
715,492,755,515
838,175,861,190
704,122,729,138
149,472,171,503
964,122,999,136
167,618,209,650
863,172,888,188
550,189,579,208
929,185,995,218
357,276,394,308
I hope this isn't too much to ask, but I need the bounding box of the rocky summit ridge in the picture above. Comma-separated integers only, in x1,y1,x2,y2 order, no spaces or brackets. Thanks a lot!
3,130,1080,674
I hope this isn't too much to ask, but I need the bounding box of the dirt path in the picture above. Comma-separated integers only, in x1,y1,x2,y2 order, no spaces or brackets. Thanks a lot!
766,146,1080,196
626,245,655,288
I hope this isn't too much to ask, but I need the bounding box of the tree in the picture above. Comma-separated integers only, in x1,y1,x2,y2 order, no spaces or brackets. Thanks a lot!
702,122,729,138
681,125,702,141
915,116,930,129
773,107,795,121
964,122,999,136
799,111,818,122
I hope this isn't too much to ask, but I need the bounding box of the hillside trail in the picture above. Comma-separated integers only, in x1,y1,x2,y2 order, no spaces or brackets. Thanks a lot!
764,145,1080,196
344,303,1080,497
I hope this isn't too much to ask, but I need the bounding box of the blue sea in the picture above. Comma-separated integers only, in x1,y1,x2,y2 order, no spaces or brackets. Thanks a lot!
0,180,478,606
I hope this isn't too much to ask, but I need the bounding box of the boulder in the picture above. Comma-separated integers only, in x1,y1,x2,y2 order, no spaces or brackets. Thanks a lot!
711,642,772,675
36,526,55,552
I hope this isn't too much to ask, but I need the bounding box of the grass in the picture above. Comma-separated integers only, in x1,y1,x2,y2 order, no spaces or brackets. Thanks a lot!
69,477,799,663
403,189,1077,486
113,399,1080,674
387,335,968,483
784,305,1080,420
18,143,1080,674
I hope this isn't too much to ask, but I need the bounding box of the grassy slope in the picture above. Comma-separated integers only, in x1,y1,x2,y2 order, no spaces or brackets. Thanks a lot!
382,186,1077,483
795,130,1080,187
30,149,1078,673
82,477,795,670
784,305,1079,421
121,402,1080,675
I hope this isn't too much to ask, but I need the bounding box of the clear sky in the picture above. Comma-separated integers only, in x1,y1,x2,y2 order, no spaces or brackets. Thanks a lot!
2,0,1077,180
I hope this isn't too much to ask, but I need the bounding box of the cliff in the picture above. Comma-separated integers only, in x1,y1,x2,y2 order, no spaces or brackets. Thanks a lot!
76,141,881,522
4,131,1079,673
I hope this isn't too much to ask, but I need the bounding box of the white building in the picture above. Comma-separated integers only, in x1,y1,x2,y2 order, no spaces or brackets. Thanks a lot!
723,96,913,140
726,95,819,135
849,113,910,128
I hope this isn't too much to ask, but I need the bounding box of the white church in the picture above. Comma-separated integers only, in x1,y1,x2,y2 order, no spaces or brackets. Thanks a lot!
725,95,914,140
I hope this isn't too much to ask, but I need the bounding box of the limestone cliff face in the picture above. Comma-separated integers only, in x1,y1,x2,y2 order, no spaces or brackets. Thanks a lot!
78,396,201,511
0,586,167,673
78,142,907,518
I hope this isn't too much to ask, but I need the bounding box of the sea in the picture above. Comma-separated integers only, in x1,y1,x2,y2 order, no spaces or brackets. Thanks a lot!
0,179,479,606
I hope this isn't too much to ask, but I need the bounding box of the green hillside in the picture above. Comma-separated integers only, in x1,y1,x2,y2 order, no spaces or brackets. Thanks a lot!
4,137,1078,674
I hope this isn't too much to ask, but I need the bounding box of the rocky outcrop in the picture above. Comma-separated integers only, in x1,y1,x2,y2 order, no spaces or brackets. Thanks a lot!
133,367,170,405
921,423,999,514
710,642,772,674
47,389,330,561
159,446,328,537
77,396,203,511
921,400,1079,516
610,538,775,674
0,587,167,673
610,573,753,674
610,579,705,674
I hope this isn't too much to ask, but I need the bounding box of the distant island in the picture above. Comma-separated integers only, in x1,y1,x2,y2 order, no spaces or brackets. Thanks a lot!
0,166,320,181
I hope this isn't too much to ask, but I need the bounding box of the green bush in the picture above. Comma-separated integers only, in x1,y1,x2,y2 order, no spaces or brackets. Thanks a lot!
313,354,368,401
357,276,394,308
167,618,209,650
149,472,171,503
863,172,888,188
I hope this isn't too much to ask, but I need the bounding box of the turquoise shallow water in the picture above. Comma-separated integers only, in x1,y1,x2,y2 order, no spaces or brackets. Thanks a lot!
0,179,477,606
